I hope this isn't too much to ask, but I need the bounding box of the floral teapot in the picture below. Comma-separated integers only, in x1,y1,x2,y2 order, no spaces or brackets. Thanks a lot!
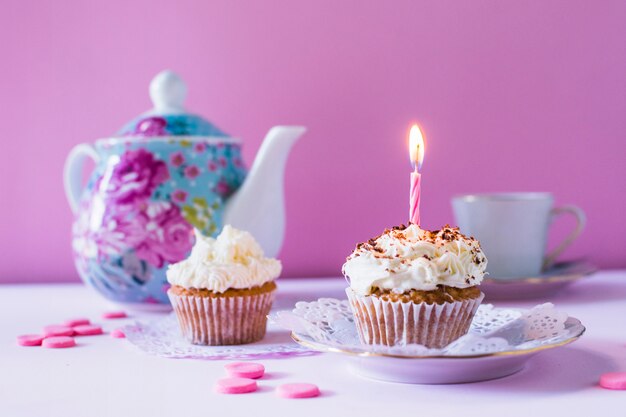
64,70,305,306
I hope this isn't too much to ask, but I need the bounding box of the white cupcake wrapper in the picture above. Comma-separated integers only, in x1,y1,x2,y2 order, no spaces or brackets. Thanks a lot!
168,290,274,346
346,288,484,348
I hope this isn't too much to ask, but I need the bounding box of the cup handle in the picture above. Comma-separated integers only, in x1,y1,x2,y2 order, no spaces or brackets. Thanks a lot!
543,205,586,270
63,143,99,213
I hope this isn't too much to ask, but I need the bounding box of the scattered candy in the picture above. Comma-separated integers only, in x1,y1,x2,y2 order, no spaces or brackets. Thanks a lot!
73,324,103,336
43,325,75,337
276,383,320,399
17,334,44,346
225,362,265,379
42,336,76,348
102,311,127,319
64,318,90,327
215,377,258,394
111,329,126,339
600,373,626,390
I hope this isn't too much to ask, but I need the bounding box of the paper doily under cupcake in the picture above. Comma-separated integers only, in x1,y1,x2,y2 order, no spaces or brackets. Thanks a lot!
269,299,585,384
122,314,317,360
122,298,584,383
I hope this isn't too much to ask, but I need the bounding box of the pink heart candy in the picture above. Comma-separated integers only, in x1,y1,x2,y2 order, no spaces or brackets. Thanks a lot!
64,318,91,327
110,329,126,339
276,383,320,399
43,325,75,337
600,372,626,390
102,311,127,319
73,325,103,336
214,377,258,394
224,362,265,379
17,334,44,346
42,336,76,348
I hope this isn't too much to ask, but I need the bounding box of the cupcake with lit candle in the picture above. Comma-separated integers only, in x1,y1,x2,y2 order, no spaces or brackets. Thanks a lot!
342,224,487,348
166,225,281,345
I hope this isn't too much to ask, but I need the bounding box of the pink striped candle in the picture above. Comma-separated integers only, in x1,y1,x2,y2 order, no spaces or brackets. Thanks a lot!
410,170,421,225
408,124,425,225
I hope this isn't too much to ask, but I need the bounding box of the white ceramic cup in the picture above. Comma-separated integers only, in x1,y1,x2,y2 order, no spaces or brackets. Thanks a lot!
452,193,586,279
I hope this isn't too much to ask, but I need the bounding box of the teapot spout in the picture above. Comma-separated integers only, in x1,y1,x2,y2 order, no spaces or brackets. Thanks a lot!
223,126,306,257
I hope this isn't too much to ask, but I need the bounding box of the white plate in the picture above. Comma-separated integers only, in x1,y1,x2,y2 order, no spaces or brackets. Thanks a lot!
291,316,585,384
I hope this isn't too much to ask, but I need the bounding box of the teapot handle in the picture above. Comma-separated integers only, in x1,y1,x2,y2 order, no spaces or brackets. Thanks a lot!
63,144,100,213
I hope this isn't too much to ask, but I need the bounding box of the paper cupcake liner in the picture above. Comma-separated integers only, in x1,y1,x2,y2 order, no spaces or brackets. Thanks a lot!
168,290,275,346
346,288,484,349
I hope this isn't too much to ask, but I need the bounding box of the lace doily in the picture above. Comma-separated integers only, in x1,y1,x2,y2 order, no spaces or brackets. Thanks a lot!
123,314,317,360
269,299,582,357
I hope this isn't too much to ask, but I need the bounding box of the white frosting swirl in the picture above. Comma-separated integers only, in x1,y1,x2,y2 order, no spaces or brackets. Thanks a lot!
342,224,487,296
166,225,281,292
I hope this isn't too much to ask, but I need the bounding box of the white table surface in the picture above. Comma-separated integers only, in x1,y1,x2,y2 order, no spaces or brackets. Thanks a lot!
2,271,626,417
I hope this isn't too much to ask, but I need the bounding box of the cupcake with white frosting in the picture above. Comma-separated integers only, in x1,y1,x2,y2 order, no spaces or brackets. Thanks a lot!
342,224,487,348
167,225,281,345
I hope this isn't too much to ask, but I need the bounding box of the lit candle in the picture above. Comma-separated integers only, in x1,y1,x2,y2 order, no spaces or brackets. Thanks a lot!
409,124,425,225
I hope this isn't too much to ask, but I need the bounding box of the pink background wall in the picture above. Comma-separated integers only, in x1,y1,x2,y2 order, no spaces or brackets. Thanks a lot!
1,0,625,282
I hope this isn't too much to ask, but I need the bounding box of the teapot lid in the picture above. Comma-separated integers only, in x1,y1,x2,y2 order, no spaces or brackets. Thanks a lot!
116,70,229,137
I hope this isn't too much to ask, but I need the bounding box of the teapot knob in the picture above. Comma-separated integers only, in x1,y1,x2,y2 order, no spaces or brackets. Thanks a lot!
149,70,187,113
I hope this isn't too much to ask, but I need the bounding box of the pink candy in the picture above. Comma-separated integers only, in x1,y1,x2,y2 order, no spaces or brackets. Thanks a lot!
64,318,91,327
276,383,320,399
111,329,126,339
73,324,103,336
216,362,321,398
42,336,76,348
225,362,265,379
43,325,75,337
17,334,44,346
19,315,113,350
102,311,127,319
600,372,626,390
215,377,258,394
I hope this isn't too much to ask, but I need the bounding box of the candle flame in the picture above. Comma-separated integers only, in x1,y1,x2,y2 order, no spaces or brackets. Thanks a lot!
409,124,425,170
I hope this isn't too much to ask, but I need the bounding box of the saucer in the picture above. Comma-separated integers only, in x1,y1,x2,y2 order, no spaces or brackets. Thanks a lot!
481,261,597,301
291,316,585,384
275,301,586,384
